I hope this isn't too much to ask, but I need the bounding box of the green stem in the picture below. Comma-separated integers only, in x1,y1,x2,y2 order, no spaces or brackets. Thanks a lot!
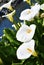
15,14,21,27
42,18,44,26
34,18,42,44
13,20,20,30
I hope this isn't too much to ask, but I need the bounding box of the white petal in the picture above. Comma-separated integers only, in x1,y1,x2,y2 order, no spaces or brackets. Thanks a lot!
31,3,40,16
31,3,40,11
16,39,35,59
20,9,31,16
2,10,15,18
16,24,36,42
0,0,13,10
19,3,40,21
30,24,36,32
41,4,44,10
19,9,32,21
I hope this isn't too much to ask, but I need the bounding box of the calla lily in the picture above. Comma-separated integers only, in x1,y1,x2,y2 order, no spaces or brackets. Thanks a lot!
16,24,36,42
41,3,44,10
19,3,40,21
40,13,44,18
17,39,37,59
0,0,14,11
2,10,15,22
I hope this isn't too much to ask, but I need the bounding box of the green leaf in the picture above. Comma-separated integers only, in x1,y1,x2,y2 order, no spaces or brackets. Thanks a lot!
3,28,20,46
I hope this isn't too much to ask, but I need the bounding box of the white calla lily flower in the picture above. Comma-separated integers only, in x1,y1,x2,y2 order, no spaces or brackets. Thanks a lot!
17,39,37,59
2,10,15,22
16,24,36,42
19,3,40,21
0,0,15,11
41,3,44,10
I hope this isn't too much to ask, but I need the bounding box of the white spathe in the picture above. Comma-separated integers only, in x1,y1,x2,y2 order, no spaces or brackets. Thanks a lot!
2,10,15,22
2,10,15,17
41,3,44,10
17,39,35,59
19,3,40,21
0,0,15,11
16,24,36,42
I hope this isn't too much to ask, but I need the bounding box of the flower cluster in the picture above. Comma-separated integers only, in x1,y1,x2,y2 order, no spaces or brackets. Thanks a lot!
19,3,44,21
16,2,44,60
0,0,44,65
16,24,37,59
